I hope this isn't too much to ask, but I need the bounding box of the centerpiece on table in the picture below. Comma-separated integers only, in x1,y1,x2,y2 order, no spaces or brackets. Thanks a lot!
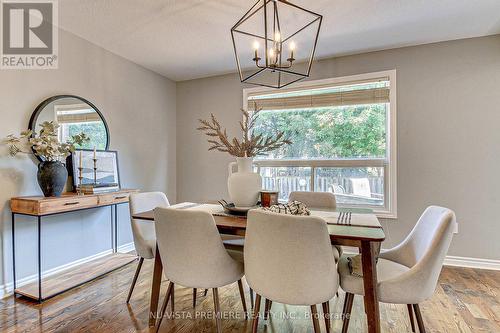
3,121,89,197
197,108,291,207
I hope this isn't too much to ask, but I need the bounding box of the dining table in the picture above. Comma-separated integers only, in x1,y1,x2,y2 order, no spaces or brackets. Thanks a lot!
132,202,385,333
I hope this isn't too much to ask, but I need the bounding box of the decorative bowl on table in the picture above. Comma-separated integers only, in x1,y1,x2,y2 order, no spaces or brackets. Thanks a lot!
218,200,260,216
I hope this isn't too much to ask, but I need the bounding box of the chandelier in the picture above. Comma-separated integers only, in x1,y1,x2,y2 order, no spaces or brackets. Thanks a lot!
231,0,322,89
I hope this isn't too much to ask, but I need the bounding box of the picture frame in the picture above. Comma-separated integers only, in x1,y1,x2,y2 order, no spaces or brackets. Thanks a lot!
71,149,121,190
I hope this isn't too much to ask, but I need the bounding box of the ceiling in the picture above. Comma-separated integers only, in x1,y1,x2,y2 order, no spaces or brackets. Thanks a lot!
58,0,500,81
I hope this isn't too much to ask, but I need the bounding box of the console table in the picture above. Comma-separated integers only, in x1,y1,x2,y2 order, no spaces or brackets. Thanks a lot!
10,189,139,302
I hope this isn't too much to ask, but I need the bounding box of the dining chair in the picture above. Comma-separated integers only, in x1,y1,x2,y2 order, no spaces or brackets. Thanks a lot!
245,209,339,333
127,191,170,303
153,207,247,333
288,191,342,261
339,206,457,333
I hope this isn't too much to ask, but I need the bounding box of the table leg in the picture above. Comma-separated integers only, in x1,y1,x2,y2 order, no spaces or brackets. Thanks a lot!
361,240,380,333
114,204,118,252
110,206,115,252
11,213,16,292
149,245,163,326
38,216,42,302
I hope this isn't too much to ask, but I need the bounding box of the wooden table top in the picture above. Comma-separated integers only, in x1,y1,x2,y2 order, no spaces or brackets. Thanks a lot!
132,205,385,243
11,189,138,202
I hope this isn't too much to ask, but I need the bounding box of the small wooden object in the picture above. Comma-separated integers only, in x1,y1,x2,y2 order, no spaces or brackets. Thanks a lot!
260,190,279,207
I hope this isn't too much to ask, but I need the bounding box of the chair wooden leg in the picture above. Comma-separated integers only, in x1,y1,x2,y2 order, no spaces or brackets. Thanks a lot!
155,282,174,333
407,304,416,332
342,292,354,333
170,284,175,313
264,299,271,320
204,289,208,296
310,305,320,333
249,287,254,309
213,288,222,333
413,304,426,333
237,280,248,319
322,301,331,333
126,257,143,303
252,294,262,333
193,288,197,308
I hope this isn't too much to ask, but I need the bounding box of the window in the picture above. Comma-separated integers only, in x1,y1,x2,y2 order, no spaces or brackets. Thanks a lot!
244,70,397,218
55,104,107,149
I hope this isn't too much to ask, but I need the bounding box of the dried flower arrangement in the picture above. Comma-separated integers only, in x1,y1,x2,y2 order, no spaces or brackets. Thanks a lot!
197,109,291,157
4,121,89,161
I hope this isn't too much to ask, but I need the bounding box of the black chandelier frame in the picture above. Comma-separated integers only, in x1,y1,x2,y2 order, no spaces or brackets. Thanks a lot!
231,0,322,89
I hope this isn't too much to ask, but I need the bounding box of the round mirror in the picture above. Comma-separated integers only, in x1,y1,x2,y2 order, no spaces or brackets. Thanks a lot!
29,95,110,161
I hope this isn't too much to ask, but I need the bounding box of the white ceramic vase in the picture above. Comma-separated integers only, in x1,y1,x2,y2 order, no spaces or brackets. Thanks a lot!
227,157,262,207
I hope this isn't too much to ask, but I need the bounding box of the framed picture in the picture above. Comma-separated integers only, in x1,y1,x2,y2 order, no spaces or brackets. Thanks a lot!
71,149,120,189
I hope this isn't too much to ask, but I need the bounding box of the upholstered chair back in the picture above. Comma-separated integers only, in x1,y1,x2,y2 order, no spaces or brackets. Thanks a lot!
154,207,243,289
244,209,338,305
380,206,457,302
129,192,169,259
288,191,336,209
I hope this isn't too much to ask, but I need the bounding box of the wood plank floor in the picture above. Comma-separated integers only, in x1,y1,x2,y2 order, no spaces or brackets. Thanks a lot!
15,253,136,301
1,258,499,332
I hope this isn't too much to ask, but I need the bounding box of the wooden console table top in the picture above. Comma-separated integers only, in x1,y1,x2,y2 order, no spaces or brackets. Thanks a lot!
11,189,139,216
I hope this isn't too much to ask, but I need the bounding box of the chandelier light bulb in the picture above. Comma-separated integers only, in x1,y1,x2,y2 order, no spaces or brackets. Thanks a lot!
274,31,281,42
290,41,296,51
253,41,260,50
269,48,275,57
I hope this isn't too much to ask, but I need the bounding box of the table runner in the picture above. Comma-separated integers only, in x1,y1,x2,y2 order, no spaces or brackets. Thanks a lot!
170,202,381,228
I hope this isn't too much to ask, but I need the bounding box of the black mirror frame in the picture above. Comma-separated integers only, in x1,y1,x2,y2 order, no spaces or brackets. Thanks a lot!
28,95,110,162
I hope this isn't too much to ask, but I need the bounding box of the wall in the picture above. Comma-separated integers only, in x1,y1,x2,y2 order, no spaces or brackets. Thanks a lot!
0,29,177,293
176,35,500,261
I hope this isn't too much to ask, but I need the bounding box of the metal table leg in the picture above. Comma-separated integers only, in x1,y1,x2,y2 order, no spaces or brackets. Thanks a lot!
114,204,118,252
37,216,42,302
110,206,114,252
12,212,16,293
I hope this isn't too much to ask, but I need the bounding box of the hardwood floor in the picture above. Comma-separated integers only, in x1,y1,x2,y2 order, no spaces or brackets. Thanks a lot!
1,258,499,332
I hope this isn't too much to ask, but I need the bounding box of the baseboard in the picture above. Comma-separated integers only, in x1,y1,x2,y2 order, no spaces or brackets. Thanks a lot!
444,255,500,271
118,242,136,254
0,242,136,299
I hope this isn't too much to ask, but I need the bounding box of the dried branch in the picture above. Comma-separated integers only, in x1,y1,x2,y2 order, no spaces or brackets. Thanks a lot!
197,108,291,157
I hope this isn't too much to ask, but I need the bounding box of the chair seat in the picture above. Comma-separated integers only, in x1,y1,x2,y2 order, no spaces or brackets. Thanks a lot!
338,254,410,303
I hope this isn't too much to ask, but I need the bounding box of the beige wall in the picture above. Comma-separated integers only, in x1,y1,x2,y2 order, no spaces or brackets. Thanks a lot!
177,35,500,260
0,29,176,289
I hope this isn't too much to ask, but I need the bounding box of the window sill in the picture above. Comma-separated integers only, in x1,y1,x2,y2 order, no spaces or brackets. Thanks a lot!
373,211,397,219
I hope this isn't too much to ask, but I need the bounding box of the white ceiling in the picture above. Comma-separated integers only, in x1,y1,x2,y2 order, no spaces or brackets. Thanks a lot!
58,0,500,81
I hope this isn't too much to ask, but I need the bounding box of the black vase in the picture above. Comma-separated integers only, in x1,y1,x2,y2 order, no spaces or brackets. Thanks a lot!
37,161,68,197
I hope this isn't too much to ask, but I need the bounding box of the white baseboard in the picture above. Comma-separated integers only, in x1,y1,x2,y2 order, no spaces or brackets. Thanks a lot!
444,255,500,271
118,242,136,254
0,242,136,299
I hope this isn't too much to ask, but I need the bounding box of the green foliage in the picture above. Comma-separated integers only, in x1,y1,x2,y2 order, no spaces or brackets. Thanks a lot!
253,104,386,159
66,122,107,149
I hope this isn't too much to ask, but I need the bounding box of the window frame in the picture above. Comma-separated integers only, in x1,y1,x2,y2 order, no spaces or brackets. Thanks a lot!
243,70,397,218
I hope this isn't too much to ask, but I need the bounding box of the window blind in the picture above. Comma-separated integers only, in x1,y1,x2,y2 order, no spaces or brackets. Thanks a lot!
248,81,390,111
56,112,101,124
55,104,100,124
